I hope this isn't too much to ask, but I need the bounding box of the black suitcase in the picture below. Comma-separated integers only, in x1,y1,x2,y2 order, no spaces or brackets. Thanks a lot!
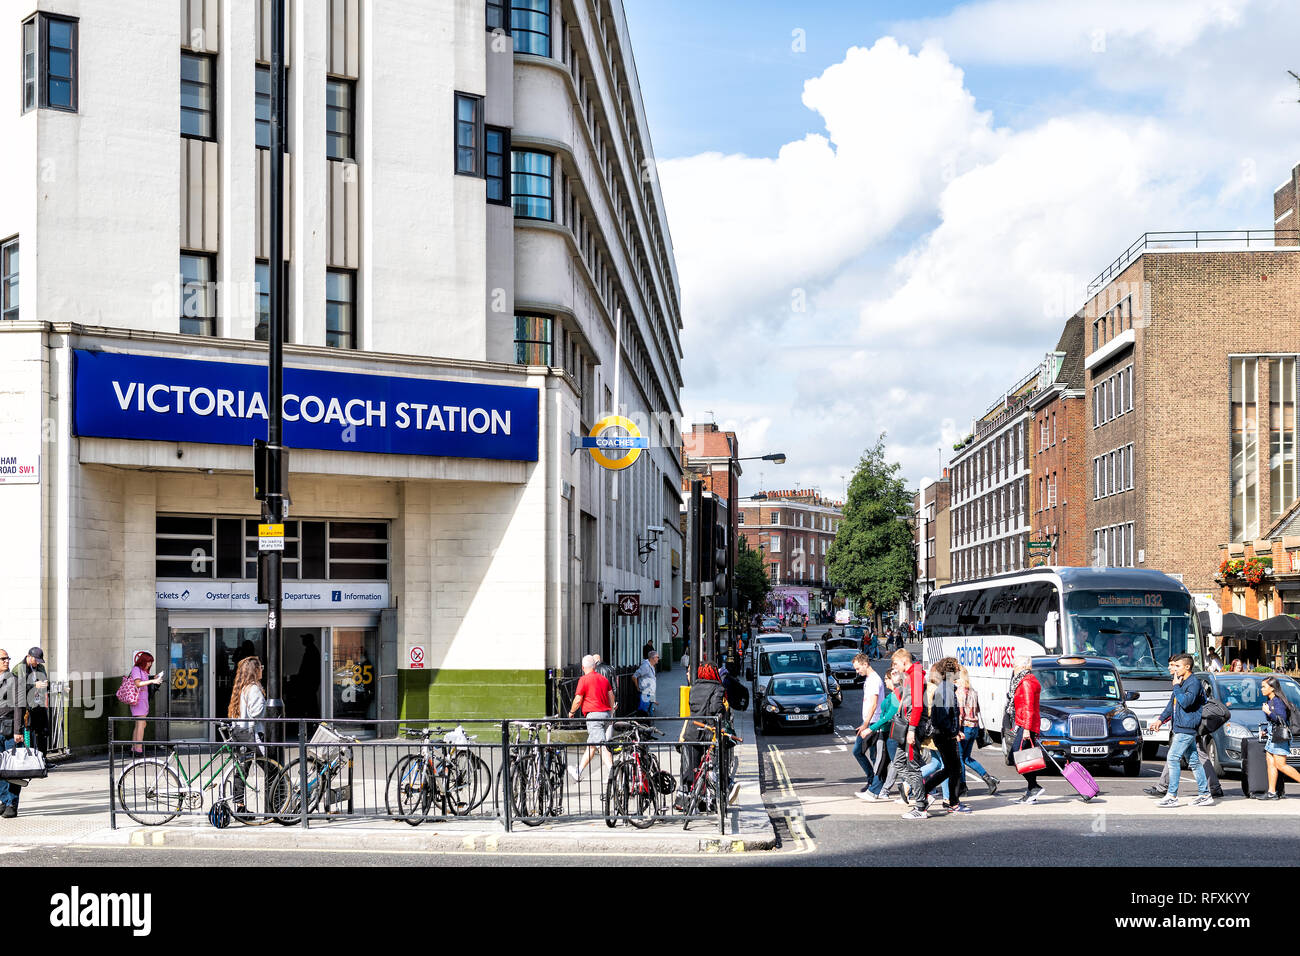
1240,736,1285,797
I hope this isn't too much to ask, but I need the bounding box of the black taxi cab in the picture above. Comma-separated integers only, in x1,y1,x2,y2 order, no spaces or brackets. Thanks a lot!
1002,656,1145,777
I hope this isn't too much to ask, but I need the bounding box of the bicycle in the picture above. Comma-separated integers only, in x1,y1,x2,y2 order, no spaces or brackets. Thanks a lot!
603,720,671,829
384,725,492,825
499,720,567,826
677,720,743,830
114,721,288,826
271,723,358,825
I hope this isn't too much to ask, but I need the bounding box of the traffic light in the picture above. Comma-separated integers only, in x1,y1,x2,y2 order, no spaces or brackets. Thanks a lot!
698,493,729,604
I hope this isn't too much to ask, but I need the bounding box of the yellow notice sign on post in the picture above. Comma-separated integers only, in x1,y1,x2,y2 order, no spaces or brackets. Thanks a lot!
258,523,285,552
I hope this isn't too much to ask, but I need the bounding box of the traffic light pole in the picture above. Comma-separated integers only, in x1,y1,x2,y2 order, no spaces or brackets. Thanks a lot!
688,479,701,685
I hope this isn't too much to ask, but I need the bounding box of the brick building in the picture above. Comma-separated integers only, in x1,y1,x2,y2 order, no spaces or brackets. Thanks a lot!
1028,316,1087,567
1214,500,1300,668
1080,226,1300,593
682,422,741,570
739,490,842,620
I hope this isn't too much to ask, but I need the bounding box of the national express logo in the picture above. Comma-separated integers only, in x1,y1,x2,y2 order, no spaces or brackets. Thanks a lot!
955,641,1018,672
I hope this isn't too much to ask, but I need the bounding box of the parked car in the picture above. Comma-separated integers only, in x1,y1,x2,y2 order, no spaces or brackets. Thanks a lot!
1197,671,1300,776
759,673,835,734
1000,656,1144,777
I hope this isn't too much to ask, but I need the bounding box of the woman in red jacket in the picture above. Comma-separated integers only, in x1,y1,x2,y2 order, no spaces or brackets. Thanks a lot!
1010,656,1045,805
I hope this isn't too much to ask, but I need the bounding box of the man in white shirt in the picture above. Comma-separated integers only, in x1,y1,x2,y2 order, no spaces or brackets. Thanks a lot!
851,653,886,797
634,651,659,715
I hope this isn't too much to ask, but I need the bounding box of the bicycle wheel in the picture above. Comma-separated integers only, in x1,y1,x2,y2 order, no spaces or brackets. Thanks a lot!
272,756,327,825
437,749,482,815
510,754,548,826
604,761,630,828
116,759,184,826
463,750,492,812
222,754,287,826
543,748,567,816
625,761,660,830
386,754,432,826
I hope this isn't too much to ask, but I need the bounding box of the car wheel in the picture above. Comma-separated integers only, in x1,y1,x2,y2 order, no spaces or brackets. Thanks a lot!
1206,737,1224,778
1122,751,1142,777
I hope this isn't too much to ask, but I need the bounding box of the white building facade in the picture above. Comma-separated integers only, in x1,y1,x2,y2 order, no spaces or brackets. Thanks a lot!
0,0,683,747
949,370,1035,584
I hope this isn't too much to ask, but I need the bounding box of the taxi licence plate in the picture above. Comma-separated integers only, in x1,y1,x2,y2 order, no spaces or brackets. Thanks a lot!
786,714,810,721
1071,745,1108,756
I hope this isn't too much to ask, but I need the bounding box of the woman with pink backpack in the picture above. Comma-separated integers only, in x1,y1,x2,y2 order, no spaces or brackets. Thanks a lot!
119,652,164,755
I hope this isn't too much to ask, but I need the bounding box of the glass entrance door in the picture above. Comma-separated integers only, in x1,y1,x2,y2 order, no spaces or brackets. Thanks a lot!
215,627,266,735
167,628,209,740
330,628,378,723
283,628,325,723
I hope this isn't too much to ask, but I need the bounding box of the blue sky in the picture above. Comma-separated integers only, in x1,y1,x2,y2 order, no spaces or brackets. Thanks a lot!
623,0,1298,498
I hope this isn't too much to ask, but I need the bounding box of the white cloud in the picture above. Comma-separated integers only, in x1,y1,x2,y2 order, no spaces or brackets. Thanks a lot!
658,37,1000,338
893,0,1251,65
664,6,1297,495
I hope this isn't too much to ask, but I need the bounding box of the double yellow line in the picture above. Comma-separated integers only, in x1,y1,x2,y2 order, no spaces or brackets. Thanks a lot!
767,744,815,854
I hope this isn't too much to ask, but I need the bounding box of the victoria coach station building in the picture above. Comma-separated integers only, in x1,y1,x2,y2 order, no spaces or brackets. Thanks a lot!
0,326,595,749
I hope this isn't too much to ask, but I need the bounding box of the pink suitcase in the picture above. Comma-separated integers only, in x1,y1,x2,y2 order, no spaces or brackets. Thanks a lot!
1045,749,1100,801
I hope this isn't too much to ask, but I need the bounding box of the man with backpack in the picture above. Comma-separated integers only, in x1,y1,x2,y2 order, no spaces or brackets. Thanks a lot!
592,654,618,716
1147,653,1213,808
676,663,727,811
1143,668,1224,800
889,648,932,820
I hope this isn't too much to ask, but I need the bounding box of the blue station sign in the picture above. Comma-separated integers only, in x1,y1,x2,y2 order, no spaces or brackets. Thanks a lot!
73,350,539,462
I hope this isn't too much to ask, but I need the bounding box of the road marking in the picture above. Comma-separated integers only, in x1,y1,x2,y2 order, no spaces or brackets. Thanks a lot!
767,744,816,855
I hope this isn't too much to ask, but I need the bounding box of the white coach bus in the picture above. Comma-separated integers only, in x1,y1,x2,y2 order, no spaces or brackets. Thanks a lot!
922,567,1206,759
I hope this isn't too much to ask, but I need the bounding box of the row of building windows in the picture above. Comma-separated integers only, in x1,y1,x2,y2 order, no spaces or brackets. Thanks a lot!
953,478,1028,545
1038,412,1057,449
1232,356,1300,540
952,422,1028,502
1093,363,1134,428
1093,444,1135,499
1093,523,1136,568
1037,473,1058,511
1092,296,1134,353
953,534,1029,581
155,515,388,581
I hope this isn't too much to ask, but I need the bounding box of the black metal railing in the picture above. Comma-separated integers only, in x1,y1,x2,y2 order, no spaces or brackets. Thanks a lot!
107,715,735,834
1088,229,1300,295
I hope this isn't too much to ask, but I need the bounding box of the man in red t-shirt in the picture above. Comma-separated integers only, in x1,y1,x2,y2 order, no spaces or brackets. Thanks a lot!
567,653,615,781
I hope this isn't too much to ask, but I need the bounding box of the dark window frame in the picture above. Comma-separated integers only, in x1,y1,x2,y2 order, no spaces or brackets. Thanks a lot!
513,313,553,366
23,13,78,113
326,268,358,350
254,258,290,343
486,0,511,34
455,92,484,177
511,148,554,221
1,236,17,322
179,251,217,337
326,76,356,161
485,125,510,204
181,50,217,141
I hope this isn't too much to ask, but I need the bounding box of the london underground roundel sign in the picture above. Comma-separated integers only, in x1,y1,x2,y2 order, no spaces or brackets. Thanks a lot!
583,415,648,471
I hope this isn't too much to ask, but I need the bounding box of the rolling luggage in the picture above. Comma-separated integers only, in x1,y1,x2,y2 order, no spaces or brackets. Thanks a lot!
1240,735,1284,798
1043,749,1099,802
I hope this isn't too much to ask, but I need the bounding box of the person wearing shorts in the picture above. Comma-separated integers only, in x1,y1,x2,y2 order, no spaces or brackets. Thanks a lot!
567,654,614,782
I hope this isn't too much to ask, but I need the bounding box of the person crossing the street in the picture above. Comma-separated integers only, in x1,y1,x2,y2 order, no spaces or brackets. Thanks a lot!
1010,656,1046,805
1147,653,1213,808
851,654,885,798
890,648,932,820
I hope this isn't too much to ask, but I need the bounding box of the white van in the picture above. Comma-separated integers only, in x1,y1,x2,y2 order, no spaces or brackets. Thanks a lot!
835,608,852,625
754,641,837,708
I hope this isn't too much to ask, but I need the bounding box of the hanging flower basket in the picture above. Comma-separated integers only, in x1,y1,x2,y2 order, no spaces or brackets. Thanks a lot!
1217,556,1273,588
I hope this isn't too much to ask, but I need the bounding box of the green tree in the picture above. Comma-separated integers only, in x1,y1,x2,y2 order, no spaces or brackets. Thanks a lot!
826,434,914,628
735,535,770,615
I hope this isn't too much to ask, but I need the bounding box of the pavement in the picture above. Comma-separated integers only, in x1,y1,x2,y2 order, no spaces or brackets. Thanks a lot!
0,659,777,856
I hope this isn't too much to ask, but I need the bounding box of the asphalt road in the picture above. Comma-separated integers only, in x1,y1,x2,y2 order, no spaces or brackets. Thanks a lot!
753,639,1300,865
